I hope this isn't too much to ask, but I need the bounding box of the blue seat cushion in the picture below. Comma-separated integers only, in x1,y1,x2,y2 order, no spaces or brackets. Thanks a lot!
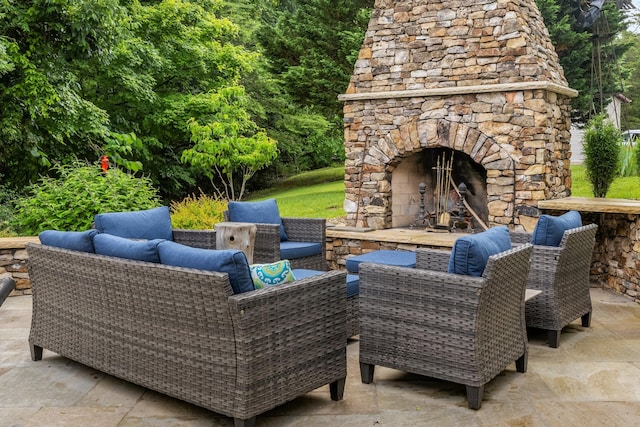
531,210,582,247
280,241,322,260
447,226,511,277
93,233,164,263
157,241,253,294
94,206,173,241
39,229,98,253
345,250,416,274
227,199,288,241
292,269,360,297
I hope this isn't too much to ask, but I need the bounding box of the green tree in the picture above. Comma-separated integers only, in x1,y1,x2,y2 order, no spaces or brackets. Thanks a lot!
536,0,630,122
0,1,260,201
582,114,622,197
619,18,640,129
181,87,278,200
258,0,373,119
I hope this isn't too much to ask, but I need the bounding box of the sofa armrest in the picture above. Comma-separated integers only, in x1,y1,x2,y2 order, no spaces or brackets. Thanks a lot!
172,229,216,249
227,270,347,414
415,248,451,272
281,217,326,242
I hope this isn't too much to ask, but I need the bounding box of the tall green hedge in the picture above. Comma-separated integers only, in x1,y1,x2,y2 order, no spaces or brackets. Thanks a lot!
582,114,622,198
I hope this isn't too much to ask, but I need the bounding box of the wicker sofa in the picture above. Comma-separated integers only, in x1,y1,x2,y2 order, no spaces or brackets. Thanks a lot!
358,242,533,409
26,239,347,427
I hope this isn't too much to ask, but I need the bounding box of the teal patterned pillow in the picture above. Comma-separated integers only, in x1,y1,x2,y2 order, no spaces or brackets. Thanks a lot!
250,260,295,289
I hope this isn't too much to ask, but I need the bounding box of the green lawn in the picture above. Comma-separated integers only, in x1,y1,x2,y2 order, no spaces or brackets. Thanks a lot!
248,165,640,218
570,165,640,199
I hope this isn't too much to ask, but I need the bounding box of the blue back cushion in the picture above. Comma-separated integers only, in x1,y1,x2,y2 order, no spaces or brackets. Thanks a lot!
39,230,98,253
227,199,288,241
531,210,582,247
94,206,173,241
93,233,163,263
448,226,511,277
157,241,254,294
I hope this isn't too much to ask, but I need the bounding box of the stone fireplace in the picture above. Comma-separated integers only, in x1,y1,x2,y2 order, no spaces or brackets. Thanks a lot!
339,0,578,232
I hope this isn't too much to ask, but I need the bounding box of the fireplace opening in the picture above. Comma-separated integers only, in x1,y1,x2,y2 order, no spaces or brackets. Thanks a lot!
391,147,488,230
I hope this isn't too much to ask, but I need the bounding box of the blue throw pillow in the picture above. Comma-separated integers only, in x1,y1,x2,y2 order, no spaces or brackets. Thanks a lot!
94,206,173,241
448,226,511,277
39,230,98,253
227,199,288,241
93,233,164,263
157,241,254,294
250,260,295,289
531,210,582,247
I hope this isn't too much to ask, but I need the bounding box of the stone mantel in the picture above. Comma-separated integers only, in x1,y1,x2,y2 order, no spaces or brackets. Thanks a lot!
339,81,578,102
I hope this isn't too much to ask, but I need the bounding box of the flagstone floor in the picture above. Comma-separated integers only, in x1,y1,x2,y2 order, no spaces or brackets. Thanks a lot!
1,288,640,426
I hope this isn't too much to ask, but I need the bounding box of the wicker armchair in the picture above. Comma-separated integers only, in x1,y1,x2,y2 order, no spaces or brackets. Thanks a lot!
510,224,598,348
224,212,327,270
358,244,533,410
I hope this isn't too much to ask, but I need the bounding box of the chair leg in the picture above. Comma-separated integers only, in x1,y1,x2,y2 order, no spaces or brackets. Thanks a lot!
466,385,484,410
515,351,528,373
330,378,345,401
360,362,375,384
548,330,561,348
30,343,43,361
581,311,592,327
234,417,256,427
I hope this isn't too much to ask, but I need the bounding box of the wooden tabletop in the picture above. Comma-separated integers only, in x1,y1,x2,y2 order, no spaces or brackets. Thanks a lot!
537,197,640,214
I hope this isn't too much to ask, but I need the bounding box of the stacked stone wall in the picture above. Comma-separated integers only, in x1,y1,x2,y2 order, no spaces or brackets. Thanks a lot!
0,247,30,296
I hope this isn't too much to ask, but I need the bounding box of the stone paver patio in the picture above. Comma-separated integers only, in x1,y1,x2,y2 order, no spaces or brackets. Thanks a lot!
1,288,640,426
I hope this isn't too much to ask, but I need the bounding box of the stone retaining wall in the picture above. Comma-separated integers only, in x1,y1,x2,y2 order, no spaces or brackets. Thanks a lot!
0,244,32,296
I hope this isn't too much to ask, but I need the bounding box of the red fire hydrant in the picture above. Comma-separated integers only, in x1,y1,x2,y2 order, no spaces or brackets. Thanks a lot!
100,155,109,173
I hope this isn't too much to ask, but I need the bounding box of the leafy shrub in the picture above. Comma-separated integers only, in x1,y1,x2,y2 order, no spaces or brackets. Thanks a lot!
13,163,161,235
170,194,226,229
619,143,639,177
582,114,622,197
0,181,20,237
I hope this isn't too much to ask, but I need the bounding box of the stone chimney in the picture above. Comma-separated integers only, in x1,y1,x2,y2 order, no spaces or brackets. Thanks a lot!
340,0,577,231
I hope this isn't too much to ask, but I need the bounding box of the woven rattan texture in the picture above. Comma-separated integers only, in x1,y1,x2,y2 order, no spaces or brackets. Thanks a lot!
359,244,532,389
518,224,598,331
27,244,346,423
172,229,216,249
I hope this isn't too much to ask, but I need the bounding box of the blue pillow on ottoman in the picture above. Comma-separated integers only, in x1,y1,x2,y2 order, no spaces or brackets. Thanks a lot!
93,233,164,263
531,210,582,247
448,226,511,277
158,241,254,294
227,199,288,241
39,229,98,253
94,206,173,241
